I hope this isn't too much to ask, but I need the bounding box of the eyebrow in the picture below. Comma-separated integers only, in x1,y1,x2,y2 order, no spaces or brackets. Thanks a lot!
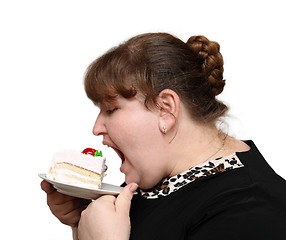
99,96,119,108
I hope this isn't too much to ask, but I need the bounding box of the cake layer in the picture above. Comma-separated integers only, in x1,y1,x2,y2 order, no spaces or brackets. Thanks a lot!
48,162,102,189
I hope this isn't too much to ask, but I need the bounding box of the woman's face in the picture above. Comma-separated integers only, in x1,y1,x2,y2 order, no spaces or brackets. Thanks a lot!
93,95,170,189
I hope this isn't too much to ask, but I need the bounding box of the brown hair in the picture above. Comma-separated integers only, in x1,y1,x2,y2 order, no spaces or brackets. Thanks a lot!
84,33,228,123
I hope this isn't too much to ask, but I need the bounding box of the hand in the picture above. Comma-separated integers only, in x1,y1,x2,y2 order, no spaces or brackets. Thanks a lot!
41,180,90,227
78,183,138,240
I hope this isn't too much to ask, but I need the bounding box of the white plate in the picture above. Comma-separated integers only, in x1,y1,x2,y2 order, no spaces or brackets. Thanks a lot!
39,173,123,200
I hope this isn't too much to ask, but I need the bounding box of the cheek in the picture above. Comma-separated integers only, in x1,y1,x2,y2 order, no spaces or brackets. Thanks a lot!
113,112,160,150
129,112,160,142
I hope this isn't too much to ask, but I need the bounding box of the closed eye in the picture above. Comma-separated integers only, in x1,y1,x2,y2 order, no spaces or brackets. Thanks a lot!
106,108,118,114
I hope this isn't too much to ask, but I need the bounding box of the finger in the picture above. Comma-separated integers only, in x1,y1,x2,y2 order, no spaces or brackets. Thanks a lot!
50,198,85,216
41,180,56,194
115,183,138,215
47,188,81,205
59,205,83,227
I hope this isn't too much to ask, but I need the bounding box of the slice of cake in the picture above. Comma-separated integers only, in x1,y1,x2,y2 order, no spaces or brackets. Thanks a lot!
47,148,107,189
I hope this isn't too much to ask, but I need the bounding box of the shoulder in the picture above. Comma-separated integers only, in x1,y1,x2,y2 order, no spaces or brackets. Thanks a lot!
225,137,250,154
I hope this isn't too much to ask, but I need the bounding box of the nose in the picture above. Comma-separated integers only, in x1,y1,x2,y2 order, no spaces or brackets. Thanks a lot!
92,111,107,136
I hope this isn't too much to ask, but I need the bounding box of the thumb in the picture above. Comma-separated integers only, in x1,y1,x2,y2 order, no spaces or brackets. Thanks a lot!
115,183,138,215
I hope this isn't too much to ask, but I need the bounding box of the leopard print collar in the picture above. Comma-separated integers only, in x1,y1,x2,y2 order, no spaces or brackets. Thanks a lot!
140,153,244,199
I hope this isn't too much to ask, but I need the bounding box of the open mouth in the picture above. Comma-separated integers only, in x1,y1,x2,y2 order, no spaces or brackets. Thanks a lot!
112,147,125,163
102,140,126,167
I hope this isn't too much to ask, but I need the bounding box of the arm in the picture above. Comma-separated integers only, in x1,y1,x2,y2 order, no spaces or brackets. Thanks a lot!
72,227,78,240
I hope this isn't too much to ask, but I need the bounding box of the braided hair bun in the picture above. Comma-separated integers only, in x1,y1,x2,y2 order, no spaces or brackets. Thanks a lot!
186,36,225,96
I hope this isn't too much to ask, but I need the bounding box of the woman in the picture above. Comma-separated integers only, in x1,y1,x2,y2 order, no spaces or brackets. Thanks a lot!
41,33,286,239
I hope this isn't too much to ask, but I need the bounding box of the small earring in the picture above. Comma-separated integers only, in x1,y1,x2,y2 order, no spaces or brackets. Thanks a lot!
162,125,167,134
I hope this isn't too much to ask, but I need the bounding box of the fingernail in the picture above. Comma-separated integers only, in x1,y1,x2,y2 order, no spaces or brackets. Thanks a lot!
128,183,138,193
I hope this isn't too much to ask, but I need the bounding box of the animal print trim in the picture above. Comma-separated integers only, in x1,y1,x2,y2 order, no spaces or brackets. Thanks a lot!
140,153,244,199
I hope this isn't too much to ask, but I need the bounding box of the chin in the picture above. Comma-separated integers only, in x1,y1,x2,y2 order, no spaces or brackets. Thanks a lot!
125,174,159,190
125,175,139,186
133,179,157,190
139,183,157,190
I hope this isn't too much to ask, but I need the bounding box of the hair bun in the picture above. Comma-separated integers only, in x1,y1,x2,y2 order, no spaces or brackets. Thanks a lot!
186,35,225,96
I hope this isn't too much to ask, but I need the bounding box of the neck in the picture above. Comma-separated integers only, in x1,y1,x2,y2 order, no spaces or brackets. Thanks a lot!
166,120,227,177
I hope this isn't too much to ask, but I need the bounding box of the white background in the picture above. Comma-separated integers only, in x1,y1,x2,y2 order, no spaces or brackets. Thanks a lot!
1,0,285,239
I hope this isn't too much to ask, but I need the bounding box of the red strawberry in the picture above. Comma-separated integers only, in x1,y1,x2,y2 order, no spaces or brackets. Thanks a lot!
82,148,97,156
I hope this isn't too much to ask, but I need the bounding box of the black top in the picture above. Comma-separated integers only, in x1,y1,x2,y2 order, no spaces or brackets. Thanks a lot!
129,140,286,240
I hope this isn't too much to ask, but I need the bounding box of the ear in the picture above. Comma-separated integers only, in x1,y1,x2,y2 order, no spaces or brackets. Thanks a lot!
156,89,180,134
